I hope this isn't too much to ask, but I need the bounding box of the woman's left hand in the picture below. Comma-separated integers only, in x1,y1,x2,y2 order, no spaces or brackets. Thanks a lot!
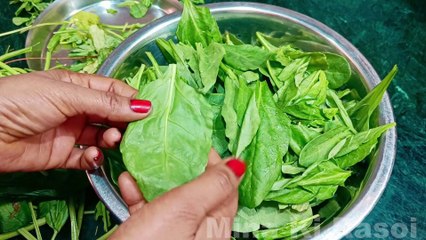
0,70,151,172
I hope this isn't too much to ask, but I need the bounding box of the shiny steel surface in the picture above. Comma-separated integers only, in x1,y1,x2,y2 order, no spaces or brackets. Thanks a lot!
95,2,396,239
25,0,182,70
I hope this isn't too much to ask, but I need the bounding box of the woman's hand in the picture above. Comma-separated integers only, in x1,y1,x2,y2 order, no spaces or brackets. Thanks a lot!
0,70,151,172
113,150,246,240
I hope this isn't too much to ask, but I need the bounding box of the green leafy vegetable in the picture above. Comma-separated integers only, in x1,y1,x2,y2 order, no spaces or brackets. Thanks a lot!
10,0,53,26
348,65,398,131
39,200,68,240
0,200,32,233
121,64,214,201
94,201,111,233
176,0,221,47
298,127,351,167
116,1,396,238
118,0,152,18
239,82,291,208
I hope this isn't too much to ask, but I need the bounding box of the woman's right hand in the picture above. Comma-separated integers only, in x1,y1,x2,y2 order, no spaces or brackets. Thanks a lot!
113,150,246,240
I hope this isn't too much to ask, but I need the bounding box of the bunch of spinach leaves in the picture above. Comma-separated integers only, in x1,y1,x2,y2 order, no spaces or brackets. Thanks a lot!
120,0,397,238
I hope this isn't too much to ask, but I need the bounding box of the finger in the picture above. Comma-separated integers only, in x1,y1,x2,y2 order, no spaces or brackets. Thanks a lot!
43,70,152,123
62,83,152,122
118,172,146,214
63,146,103,170
47,70,138,98
154,158,246,222
207,148,221,168
77,126,121,148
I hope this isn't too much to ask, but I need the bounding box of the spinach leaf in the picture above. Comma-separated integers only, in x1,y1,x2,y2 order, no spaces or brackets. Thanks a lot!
334,123,396,169
221,71,259,156
121,64,214,201
39,200,69,239
288,161,351,187
289,124,321,155
224,31,244,45
266,187,316,205
348,65,398,131
0,200,31,233
95,201,111,232
197,42,225,93
298,126,351,167
326,89,356,132
118,0,153,18
239,82,291,208
233,203,313,233
222,44,270,71
176,0,222,48
322,53,351,89
253,214,318,239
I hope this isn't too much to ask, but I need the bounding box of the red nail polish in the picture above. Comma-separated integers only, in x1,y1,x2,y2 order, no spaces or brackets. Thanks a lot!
130,99,151,113
226,159,246,177
93,149,103,164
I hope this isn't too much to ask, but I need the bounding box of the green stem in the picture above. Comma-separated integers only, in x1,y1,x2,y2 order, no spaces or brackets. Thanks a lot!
84,210,95,214
44,51,52,70
17,229,37,240
102,23,143,31
0,61,20,75
96,225,118,240
77,192,86,232
68,197,79,240
0,22,68,38
104,29,125,41
0,47,33,62
50,231,58,240
28,202,42,240
0,218,46,240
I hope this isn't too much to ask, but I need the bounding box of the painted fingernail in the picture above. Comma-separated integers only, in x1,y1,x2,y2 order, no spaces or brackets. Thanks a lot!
93,149,103,169
130,99,151,113
226,159,246,177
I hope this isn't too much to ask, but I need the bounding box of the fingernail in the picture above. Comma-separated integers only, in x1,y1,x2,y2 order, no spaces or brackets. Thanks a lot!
130,99,151,113
226,159,246,177
93,149,103,169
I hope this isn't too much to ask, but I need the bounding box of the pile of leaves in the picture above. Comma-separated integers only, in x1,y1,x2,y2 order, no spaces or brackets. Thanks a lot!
120,0,397,239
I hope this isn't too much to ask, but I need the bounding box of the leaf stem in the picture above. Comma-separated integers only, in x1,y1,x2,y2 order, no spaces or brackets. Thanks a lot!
0,218,46,240
50,231,58,240
17,228,37,240
68,197,79,240
0,22,68,38
28,202,43,240
0,47,33,62
0,61,21,75
96,225,118,240
77,192,86,232
104,29,125,41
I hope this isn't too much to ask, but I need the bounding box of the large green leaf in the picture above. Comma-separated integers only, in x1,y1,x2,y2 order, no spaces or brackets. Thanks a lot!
222,44,270,71
0,200,31,233
348,65,397,131
239,82,291,208
121,64,214,201
39,200,69,235
299,126,351,167
233,203,313,233
334,123,396,169
176,0,221,47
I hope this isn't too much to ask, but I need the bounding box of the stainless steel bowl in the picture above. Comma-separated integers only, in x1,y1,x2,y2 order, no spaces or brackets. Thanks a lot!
92,2,396,239
25,0,182,70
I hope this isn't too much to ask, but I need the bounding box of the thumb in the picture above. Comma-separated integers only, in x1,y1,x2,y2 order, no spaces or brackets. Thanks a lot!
156,158,246,221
